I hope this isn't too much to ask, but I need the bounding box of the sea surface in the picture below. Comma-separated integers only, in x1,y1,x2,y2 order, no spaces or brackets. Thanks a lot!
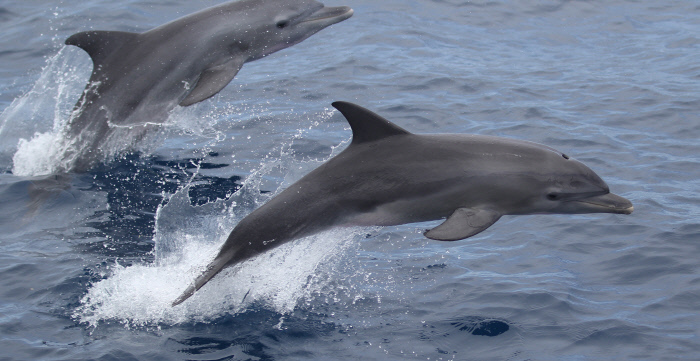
1,0,699,360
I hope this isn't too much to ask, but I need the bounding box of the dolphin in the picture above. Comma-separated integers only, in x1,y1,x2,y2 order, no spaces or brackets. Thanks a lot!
59,0,353,172
171,101,633,306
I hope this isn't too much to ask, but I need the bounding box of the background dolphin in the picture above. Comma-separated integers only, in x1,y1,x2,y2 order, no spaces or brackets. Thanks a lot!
60,0,353,172
172,101,633,306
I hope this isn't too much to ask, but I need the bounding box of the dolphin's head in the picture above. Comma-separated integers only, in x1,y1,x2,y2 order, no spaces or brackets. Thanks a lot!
220,0,353,60
507,145,634,216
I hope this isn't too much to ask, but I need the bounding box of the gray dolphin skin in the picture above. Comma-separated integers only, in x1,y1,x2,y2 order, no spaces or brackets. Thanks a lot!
61,0,353,172
171,101,633,306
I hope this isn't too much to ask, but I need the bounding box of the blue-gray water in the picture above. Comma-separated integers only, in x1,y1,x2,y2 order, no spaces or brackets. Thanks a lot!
1,0,699,360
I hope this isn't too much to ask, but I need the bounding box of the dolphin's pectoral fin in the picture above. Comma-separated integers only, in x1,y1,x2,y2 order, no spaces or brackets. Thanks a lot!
425,208,501,241
179,60,245,106
66,31,139,68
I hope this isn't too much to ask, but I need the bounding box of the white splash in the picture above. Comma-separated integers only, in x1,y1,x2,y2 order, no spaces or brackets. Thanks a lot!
12,132,63,175
75,199,360,327
0,47,90,175
74,119,360,327
1,47,209,176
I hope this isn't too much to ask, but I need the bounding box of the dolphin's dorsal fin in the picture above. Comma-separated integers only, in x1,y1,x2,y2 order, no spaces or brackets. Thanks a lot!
425,207,501,241
332,101,411,145
65,31,139,68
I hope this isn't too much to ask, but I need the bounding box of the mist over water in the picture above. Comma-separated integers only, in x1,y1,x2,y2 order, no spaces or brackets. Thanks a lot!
1,0,699,360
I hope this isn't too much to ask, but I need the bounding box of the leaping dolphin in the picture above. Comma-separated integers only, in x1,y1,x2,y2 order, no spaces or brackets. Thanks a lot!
171,101,633,306
60,0,353,172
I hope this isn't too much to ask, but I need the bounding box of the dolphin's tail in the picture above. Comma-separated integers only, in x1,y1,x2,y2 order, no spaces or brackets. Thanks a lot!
171,257,229,307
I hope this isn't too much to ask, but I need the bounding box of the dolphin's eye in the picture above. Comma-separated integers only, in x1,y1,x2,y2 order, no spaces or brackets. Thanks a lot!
276,20,288,28
562,154,570,160
547,193,560,201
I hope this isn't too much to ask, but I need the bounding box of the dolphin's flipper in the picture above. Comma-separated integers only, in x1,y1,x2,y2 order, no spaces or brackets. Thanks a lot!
179,59,245,106
425,208,501,241
66,31,139,67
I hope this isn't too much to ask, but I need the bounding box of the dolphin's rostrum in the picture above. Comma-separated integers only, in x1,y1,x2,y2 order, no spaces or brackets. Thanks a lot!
171,101,633,306
60,0,353,173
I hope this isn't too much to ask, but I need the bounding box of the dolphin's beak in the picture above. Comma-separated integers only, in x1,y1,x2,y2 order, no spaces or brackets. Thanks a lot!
571,192,634,215
301,6,354,26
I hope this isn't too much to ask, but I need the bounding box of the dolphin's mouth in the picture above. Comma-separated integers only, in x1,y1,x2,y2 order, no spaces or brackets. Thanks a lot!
301,6,354,25
571,192,634,214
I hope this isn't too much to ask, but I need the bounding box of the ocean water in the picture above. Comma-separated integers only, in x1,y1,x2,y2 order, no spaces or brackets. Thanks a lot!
1,0,699,360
